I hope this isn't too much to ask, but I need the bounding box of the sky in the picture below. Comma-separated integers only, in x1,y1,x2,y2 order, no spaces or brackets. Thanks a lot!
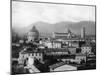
12,1,95,28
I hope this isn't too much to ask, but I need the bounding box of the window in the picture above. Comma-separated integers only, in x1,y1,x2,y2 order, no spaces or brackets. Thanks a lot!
32,53,34,56
28,54,30,56
39,58,41,61
23,55,24,58
77,58,79,60
36,53,37,56
39,53,41,56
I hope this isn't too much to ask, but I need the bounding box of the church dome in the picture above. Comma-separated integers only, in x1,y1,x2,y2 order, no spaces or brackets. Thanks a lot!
28,26,39,41
30,26,39,33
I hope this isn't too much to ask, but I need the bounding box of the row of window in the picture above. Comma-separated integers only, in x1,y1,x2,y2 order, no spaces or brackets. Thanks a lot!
28,53,42,56
21,53,42,58
82,47,91,49
82,50,91,53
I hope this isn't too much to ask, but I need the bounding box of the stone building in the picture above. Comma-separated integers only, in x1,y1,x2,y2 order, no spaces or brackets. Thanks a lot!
81,44,92,54
27,26,39,42
52,29,75,39
18,47,43,66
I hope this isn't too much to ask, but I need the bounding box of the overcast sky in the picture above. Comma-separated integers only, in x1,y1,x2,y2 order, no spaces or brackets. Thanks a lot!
12,1,95,27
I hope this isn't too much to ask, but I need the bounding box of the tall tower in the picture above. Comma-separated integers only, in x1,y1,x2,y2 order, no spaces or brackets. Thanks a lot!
81,27,85,39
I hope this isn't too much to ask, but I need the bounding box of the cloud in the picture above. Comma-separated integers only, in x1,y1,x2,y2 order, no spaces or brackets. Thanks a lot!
12,1,95,27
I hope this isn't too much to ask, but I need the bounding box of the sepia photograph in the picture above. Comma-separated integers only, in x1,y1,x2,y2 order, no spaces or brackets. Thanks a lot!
11,0,96,75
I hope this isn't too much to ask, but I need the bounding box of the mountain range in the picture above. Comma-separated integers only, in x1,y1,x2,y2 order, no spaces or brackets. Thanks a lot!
12,21,96,37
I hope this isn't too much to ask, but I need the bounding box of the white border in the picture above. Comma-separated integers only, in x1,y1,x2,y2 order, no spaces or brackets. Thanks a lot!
0,0,100,75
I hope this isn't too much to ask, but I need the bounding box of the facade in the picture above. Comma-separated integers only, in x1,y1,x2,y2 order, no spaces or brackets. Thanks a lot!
27,26,39,42
41,40,62,48
52,41,62,48
75,54,86,64
52,29,75,39
81,45,92,54
43,41,53,48
70,42,79,48
45,48,69,56
68,47,76,54
18,48,43,66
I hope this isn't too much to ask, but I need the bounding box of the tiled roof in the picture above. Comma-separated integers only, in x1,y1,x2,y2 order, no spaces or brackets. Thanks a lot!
49,62,66,69
21,47,43,54
45,48,69,52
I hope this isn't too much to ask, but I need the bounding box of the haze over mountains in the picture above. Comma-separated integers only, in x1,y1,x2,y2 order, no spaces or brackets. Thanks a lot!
12,21,96,37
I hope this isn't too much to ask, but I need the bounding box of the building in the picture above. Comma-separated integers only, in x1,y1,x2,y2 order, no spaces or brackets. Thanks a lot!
81,44,92,54
52,29,75,39
45,48,69,56
70,41,79,48
49,62,77,71
41,40,62,48
18,47,43,66
81,27,85,39
68,47,76,54
52,41,62,48
27,26,39,42
44,41,53,48
75,54,86,64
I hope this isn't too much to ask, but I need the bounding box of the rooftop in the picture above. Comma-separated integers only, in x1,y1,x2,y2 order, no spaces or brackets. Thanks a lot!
49,62,77,70
49,62,66,69
45,48,69,52
21,47,43,54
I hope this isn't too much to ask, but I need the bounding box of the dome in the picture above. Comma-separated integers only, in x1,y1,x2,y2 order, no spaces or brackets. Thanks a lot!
28,26,39,41
30,26,39,33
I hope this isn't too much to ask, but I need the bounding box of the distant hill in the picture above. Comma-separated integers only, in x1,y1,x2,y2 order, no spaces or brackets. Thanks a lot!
12,21,96,37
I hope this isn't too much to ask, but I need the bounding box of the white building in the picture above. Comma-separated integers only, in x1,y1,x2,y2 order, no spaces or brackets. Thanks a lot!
41,40,62,48
18,48,43,66
52,29,75,39
52,41,62,48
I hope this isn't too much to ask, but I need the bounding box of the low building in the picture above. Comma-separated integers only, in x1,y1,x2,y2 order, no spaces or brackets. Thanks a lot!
52,41,62,48
19,40,24,44
68,47,76,54
75,54,86,64
41,40,62,48
38,44,46,49
44,41,53,48
81,44,92,54
49,62,77,71
45,48,69,56
70,41,79,48
18,47,43,66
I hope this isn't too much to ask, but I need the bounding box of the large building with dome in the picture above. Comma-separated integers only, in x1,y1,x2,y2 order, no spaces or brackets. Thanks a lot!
27,26,39,42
